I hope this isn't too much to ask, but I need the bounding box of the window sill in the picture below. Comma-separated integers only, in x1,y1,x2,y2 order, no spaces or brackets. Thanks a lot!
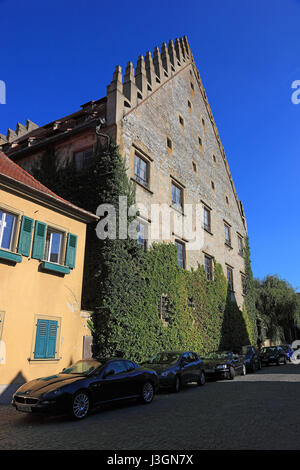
225,242,233,249
131,177,153,194
28,357,61,362
170,204,185,216
203,227,213,236
41,261,70,275
0,249,22,264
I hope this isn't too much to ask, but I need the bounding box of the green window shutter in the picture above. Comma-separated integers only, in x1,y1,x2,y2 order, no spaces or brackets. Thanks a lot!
34,319,48,358
17,216,34,256
34,319,58,359
32,221,46,260
65,233,77,269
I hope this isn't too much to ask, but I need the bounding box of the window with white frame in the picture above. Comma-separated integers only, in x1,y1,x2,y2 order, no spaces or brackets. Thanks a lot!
44,228,64,264
0,210,17,251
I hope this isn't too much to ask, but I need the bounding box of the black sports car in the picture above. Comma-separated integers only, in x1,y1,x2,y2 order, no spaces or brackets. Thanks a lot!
260,346,288,366
141,351,206,392
201,351,246,380
12,358,159,419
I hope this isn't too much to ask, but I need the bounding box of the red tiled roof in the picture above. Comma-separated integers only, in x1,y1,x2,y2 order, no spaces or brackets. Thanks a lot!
0,150,98,221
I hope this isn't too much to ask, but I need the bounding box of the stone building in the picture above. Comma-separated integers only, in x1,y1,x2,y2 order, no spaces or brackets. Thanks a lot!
1,36,248,308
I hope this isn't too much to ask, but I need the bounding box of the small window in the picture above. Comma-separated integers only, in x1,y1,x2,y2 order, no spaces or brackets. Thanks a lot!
192,161,197,173
0,210,17,251
44,228,64,264
134,153,150,188
224,223,231,247
105,360,128,376
225,195,229,205
179,115,184,127
172,182,184,211
158,294,170,322
213,154,217,164
241,274,247,295
227,267,234,291
136,221,148,250
190,82,194,91
238,235,244,256
167,137,172,150
203,206,211,232
202,118,206,131
211,180,215,191
204,255,213,280
198,137,203,148
175,240,186,269
74,148,93,171
187,100,192,109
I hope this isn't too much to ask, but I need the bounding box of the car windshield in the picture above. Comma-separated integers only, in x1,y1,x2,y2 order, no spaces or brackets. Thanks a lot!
202,351,231,360
62,360,102,375
147,352,181,365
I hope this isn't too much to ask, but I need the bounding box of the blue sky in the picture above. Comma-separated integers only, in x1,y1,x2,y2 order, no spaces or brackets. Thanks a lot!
1,0,300,290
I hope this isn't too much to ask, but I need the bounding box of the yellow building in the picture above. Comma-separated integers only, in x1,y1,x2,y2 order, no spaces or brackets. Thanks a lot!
0,150,98,400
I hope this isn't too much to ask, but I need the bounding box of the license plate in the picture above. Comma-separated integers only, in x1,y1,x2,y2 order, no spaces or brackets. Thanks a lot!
17,404,32,413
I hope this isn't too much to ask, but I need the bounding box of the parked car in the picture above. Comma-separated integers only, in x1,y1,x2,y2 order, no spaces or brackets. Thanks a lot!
239,345,262,372
141,351,206,392
279,344,294,361
201,351,246,380
260,346,288,366
12,358,159,420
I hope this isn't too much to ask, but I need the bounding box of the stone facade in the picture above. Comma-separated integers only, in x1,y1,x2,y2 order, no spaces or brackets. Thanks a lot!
1,36,248,308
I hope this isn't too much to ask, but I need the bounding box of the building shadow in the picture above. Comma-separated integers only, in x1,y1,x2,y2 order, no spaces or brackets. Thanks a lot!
219,286,251,351
0,371,26,405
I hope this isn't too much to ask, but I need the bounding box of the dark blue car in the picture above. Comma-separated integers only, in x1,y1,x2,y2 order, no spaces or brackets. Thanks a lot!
279,344,294,361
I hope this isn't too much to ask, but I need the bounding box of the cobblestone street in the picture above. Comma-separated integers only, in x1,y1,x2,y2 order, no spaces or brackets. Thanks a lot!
1,363,300,450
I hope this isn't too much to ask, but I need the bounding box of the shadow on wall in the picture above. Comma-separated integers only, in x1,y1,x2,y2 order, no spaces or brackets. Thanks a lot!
0,371,26,405
219,287,251,352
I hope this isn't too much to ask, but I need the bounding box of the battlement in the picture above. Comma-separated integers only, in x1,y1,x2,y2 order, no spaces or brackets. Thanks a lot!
106,36,203,125
0,119,39,145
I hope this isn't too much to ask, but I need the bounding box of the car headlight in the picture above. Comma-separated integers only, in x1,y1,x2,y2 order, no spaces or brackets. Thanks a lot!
216,364,228,370
161,371,170,377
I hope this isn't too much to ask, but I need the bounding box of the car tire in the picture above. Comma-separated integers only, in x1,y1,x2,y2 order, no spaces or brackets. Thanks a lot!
172,376,181,393
140,382,154,404
71,391,90,420
276,358,281,366
283,356,287,365
228,367,235,380
197,370,206,386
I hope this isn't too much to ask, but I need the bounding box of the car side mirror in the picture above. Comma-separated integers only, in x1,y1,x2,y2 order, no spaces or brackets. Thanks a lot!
103,369,114,379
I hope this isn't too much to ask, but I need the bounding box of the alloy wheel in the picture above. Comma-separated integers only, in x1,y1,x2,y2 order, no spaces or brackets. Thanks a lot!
198,371,206,386
142,382,154,404
72,392,90,419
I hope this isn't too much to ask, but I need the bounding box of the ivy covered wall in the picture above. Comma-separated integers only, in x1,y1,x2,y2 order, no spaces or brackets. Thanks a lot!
32,139,257,361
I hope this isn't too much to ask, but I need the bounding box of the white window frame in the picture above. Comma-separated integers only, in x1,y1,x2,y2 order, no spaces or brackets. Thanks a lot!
44,227,64,264
0,210,17,251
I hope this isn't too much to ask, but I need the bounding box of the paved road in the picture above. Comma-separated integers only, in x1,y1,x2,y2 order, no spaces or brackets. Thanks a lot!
1,363,300,450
